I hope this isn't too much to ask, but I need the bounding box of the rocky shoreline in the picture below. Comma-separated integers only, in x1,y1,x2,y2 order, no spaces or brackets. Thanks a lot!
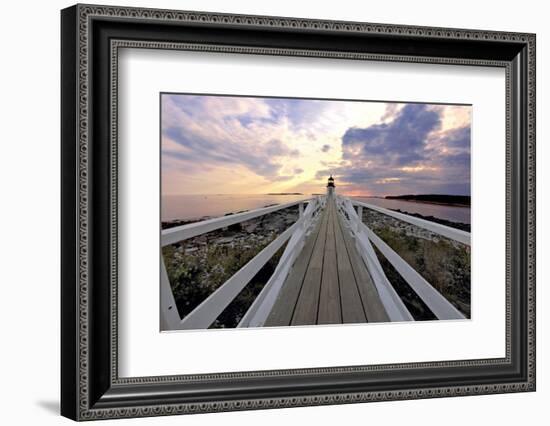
162,205,299,327
385,194,471,207
362,208,471,318
162,203,470,327
162,206,298,255
390,208,470,232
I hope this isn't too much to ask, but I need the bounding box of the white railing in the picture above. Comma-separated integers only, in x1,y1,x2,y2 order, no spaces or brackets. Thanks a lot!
237,197,325,327
336,195,468,321
160,197,325,330
161,193,469,329
351,199,470,246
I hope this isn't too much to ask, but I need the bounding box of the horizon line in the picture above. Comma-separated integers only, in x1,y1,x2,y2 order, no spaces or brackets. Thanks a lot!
162,192,472,197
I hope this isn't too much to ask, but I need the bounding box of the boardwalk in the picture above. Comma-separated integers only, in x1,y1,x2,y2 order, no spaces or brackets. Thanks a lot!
265,196,389,327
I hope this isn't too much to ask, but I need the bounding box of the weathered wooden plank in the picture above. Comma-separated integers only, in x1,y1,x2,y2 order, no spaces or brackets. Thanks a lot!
291,201,329,326
317,199,342,324
266,196,390,327
264,216,323,327
338,214,390,323
333,209,367,324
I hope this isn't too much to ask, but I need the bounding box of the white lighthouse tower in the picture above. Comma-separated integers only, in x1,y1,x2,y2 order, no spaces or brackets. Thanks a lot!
326,175,335,197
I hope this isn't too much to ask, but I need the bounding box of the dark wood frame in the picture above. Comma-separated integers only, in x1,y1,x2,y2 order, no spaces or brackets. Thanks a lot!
61,4,536,421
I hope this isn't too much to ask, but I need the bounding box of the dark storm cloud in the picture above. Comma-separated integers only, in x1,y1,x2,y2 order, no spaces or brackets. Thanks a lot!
438,126,470,150
342,104,441,166
328,104,471,195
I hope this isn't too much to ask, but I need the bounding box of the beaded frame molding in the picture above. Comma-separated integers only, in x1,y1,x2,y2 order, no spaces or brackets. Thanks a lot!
61,4,536,421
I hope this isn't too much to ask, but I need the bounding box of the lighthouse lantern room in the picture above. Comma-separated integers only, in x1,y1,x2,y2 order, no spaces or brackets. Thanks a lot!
327,175,335,196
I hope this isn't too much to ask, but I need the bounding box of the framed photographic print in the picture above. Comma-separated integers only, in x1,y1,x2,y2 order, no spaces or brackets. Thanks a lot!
61,4,536,421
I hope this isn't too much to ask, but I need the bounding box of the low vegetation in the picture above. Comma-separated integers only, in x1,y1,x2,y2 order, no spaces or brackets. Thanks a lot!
368,220,471,319
162,206,297,328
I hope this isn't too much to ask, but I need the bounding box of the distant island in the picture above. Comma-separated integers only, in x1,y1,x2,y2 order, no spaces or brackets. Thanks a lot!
385,194,470,207
266,192,303,195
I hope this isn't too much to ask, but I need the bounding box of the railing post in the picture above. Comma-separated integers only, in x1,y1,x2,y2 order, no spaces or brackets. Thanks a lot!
162,197,316,247
356,205,363,233
160,254,181,330
160,197,318,330
302,201,308,220
351,200,470,246
238,197,318,327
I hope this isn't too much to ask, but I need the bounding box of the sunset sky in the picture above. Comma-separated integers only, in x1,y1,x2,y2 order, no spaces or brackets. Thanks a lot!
161,94,471,196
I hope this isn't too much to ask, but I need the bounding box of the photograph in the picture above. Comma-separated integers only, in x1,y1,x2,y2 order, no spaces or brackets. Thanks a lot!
160,93,472,331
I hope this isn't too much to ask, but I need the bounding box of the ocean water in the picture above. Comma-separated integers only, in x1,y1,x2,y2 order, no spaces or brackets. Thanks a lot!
162,194,471,224
352,196,471,224
162,194,309,222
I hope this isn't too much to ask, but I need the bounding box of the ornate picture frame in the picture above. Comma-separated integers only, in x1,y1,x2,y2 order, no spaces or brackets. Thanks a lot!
61,4,535,420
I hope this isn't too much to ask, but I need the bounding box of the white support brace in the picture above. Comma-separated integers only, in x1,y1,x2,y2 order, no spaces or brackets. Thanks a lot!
340,200,413,321
351,199,470,246
238,198,322,327
162,198,313,247
365,226,465,320
173,219,302,330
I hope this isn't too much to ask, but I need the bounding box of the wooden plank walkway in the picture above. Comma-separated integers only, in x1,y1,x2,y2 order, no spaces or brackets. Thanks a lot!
265,196,389,327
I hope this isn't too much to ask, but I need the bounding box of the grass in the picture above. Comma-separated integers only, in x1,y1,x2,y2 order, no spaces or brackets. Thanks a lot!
374,225,471,318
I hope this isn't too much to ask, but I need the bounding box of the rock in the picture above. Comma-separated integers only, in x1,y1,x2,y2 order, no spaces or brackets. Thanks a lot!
215,237,235,245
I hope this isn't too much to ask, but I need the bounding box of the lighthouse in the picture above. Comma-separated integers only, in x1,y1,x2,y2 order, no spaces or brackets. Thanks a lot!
326,175,335,196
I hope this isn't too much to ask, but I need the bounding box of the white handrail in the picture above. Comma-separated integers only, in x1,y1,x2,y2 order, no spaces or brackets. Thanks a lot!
162,198,313,247
173,219,304,330
162,196,325,330
160,254,181,330
237,198,323,327
339,195,465,321
365,226,465,320
349,199,470,246
338,198,413,321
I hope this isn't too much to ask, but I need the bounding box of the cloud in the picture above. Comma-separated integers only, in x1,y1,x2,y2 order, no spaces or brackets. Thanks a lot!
272,175,294,182
342,103,441,166
162,95,306,182
264,97,328,131
320,104,471,195
162,94,471,196
162,126,285,178
435,126,470,151
380,103,401,122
